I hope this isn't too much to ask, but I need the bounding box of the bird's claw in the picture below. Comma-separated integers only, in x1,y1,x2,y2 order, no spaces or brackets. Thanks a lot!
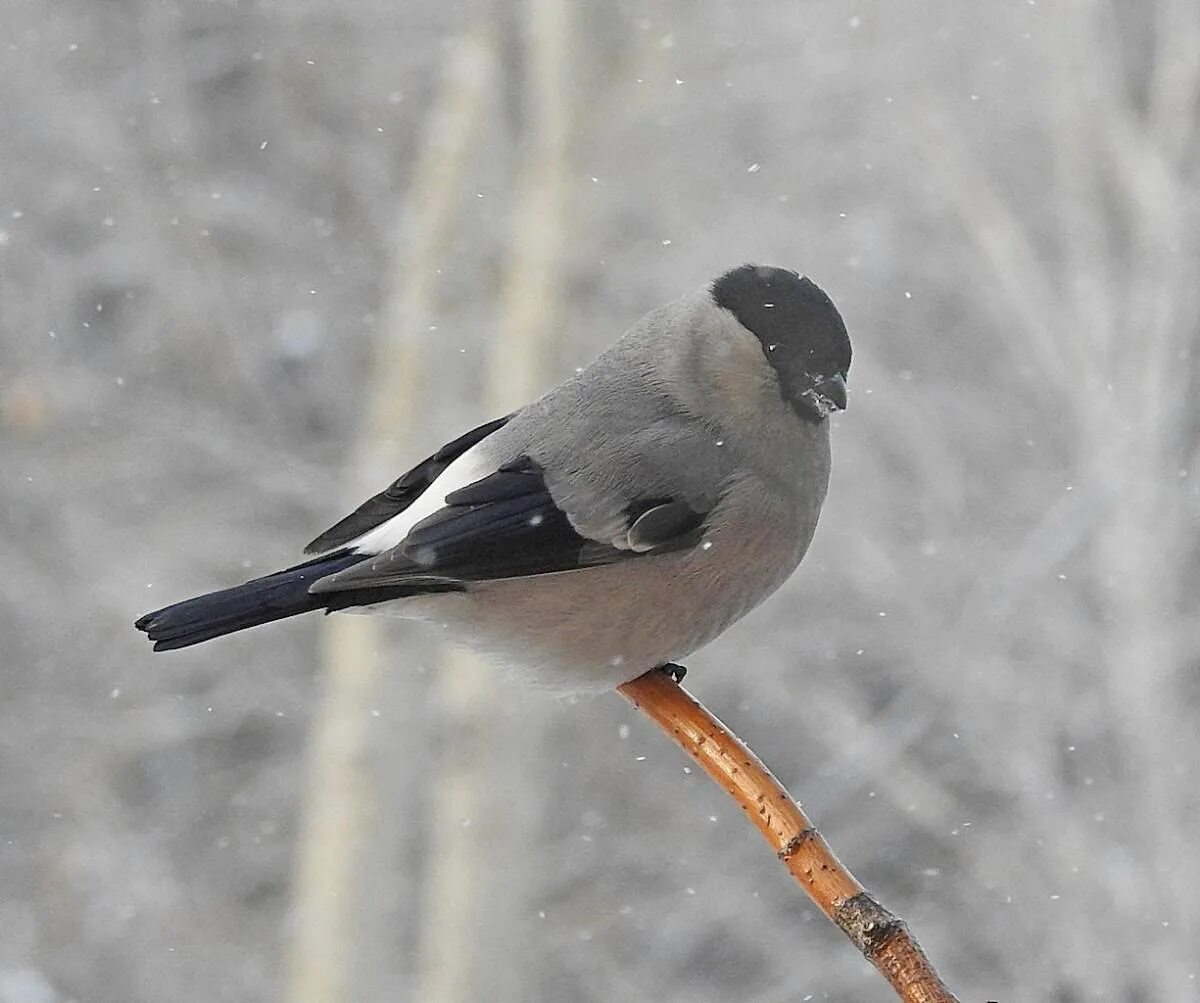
658,662,688,683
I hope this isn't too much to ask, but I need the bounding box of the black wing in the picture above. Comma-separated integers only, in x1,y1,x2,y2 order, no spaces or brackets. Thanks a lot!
309,456,707,593
304,414,512,554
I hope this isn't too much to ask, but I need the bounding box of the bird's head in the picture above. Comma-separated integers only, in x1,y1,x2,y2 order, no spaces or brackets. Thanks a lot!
711,264,851,423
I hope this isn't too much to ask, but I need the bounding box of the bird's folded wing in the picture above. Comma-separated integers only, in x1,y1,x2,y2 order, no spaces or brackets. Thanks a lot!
304,414,512,554
308,456,706,594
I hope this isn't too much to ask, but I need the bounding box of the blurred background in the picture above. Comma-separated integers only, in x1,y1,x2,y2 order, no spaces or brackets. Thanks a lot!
3,0,1199,1000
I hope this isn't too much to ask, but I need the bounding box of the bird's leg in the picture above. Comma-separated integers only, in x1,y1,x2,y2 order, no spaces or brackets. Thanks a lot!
657,662,688,684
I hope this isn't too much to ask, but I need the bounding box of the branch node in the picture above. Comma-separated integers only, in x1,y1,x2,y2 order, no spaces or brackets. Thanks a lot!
834,892,906,956
777,827,819,860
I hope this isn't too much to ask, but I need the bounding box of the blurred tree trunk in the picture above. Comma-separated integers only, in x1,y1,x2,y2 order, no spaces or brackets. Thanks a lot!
285,27,497,1003
414,3,576,1001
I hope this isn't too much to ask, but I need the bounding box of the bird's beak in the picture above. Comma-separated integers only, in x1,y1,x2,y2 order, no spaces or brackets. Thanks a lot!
798,372,847,418
818,372,847,412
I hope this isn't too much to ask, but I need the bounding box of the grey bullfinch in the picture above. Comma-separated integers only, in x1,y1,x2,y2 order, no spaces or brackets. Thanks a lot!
136,264,851,690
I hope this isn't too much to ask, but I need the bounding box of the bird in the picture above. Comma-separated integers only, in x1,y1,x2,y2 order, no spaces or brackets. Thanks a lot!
135,264,851,690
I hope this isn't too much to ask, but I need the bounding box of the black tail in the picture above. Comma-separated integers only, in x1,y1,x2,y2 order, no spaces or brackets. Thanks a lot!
135,552,367,651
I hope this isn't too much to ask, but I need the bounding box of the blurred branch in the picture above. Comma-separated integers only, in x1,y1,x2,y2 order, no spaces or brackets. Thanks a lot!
418,3,576,1000
916,120,1069,383
285,25,496,1003
1148,0,1200,169
487,0,573,406
618,668,959,1003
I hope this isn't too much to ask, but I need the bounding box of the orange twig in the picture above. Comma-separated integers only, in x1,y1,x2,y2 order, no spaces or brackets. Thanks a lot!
617,667,959,1003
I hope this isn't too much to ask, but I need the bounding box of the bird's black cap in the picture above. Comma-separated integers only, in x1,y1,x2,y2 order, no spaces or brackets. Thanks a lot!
711,264,851,421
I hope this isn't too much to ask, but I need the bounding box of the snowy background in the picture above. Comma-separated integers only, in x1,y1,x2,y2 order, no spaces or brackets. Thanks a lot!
3,1,1200,1000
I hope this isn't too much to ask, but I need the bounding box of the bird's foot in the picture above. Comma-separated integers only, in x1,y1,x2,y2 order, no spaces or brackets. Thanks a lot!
658,662,688,684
